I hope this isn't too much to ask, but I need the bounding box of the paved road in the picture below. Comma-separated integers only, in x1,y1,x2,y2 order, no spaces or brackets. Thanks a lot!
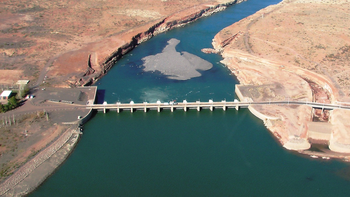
0,99,86,123
89,100,350,110
2,98,350,122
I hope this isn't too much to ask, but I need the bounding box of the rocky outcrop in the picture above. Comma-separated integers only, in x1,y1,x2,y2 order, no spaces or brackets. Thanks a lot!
201,48,219,54
85,54,96,77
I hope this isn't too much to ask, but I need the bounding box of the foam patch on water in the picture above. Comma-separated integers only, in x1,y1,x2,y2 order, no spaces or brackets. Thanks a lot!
142,38,213,80
140,88,169,102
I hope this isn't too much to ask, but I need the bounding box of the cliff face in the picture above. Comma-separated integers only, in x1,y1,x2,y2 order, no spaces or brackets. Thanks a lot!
50,0,246,87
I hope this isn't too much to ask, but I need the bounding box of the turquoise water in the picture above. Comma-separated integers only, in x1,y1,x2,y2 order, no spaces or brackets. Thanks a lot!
31,0,350,196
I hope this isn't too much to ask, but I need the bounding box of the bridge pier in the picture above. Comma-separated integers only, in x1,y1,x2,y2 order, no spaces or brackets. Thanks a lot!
209,99,213,111
130,101,134,113
234,99,239,110
183,100,188,112
143,102,148,113
116,102,120,113
222,100,227,111
89,100,344,114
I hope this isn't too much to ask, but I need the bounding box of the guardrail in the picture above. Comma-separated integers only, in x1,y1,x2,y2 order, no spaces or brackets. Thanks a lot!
86,100,350,113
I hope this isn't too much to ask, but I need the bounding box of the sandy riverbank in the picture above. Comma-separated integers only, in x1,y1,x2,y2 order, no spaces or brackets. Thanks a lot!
212,0,350,160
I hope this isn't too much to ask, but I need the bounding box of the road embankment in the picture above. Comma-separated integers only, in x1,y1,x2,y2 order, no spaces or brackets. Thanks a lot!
0,128,81,197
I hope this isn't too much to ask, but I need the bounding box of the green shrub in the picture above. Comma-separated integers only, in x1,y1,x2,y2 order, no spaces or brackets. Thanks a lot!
0,97,19,113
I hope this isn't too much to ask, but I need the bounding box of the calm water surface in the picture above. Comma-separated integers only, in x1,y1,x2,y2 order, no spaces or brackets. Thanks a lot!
31,0,350,196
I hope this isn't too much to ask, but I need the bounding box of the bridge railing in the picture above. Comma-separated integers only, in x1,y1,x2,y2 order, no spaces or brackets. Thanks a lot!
86,100,350,111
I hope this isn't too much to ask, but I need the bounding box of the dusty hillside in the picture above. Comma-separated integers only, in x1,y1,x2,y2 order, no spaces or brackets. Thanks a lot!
215,0,350,100
0,0,243,87
213,0,350,156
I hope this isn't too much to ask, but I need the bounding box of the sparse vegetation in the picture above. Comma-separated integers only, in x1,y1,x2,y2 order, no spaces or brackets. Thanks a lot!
340,45,350,54
315,44,326,49
294,57,300,65
326,53,335,59
0,163,13,179
0,112,59,182
0,97,19,113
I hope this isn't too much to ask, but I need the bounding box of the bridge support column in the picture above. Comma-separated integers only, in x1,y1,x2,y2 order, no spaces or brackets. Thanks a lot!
223,106,226,111
184,106,187,112
210,106,213,111
144,107,147,112
103,108,106,113
158,106,161,112
171,106,174,112
197,106,201,111
130,107,134,113
235,105,239,110
117,108,120,113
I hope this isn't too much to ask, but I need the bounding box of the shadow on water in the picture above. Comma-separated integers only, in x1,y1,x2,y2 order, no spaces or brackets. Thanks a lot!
95,89,105,104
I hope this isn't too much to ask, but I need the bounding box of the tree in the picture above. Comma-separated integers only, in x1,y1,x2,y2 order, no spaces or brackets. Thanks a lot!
3,104,8,112
7,96,18,109
0,97,19,113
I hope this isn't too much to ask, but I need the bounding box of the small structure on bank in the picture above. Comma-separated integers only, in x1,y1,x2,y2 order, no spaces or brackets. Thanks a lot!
0,90,12,100
16,80,30,99
16,80,29,87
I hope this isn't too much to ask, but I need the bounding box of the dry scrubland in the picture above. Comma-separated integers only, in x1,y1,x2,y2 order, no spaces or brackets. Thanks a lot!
0,0,233,86
0,112,68,182
213,0,350,154
215,0,350,100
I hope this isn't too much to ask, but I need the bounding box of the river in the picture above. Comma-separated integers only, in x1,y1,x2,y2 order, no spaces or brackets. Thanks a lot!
30,0,350,196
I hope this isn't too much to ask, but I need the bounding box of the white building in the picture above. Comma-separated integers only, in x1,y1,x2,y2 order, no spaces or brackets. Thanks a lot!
0,90,12,100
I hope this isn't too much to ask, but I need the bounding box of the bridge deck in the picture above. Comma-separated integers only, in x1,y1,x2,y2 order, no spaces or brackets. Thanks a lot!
87,100,350,113
88,100,244,112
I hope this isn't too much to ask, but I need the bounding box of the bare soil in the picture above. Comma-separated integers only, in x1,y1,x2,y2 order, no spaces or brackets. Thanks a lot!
0,113,69,182
0,0,235,87
0,86,94,184
213,0,350,156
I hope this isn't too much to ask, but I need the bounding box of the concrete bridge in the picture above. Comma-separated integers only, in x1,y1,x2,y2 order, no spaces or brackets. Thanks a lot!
86,99,350,113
